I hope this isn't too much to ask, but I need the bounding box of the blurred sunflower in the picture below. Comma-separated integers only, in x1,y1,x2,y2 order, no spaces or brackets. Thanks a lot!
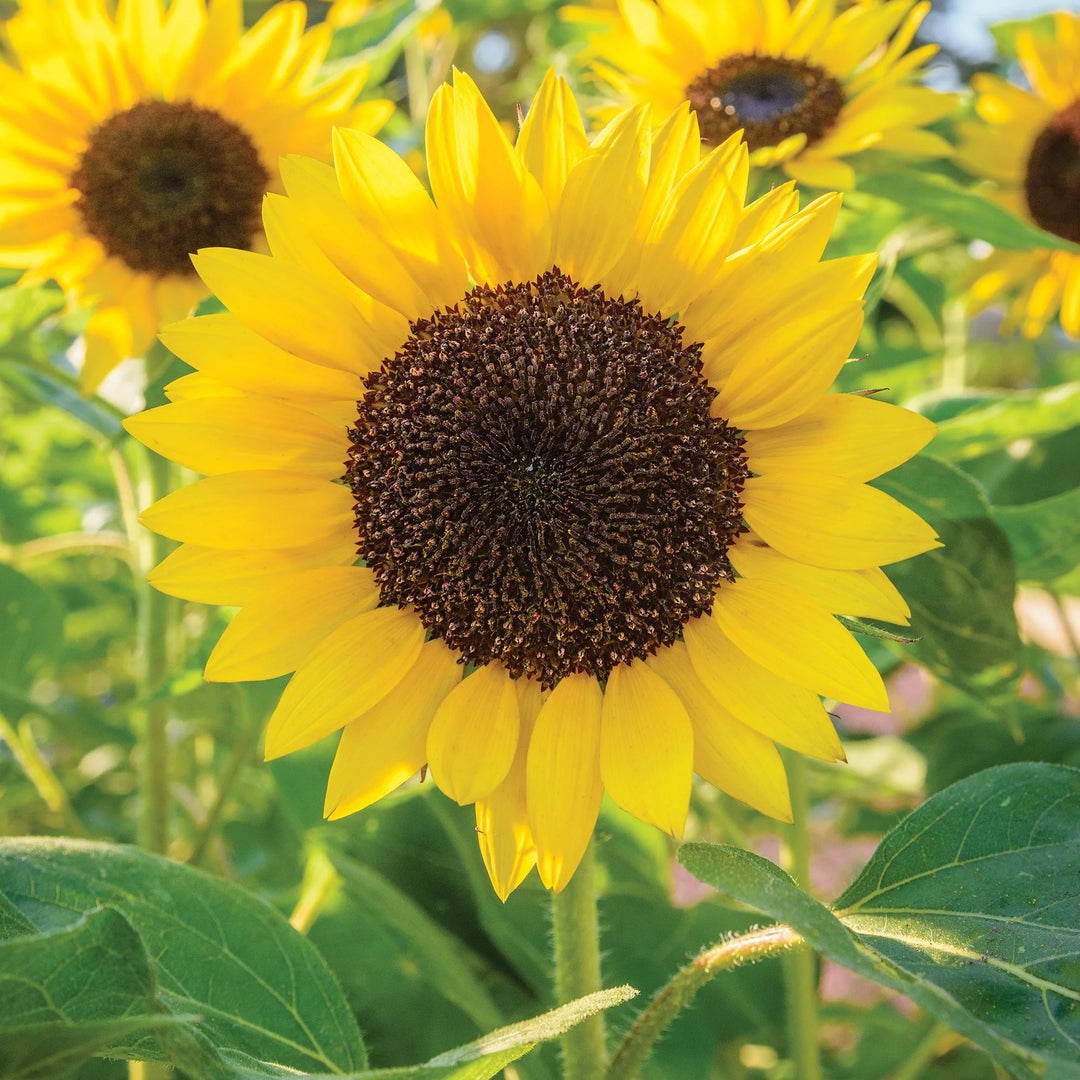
957,13,1080,338
126,70,938,899
578,0,955,189
0,0,392,392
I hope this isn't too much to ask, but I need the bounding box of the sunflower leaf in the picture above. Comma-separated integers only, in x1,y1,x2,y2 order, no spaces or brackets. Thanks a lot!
858,171,1080,252
679,762,1080,1080
0,837,368,1074
992,486,1080,582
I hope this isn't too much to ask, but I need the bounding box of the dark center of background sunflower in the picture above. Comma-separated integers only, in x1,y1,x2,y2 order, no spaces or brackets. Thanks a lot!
70,100,269,277
347,269,749,687
1025,100,1080,244
686,53,845,151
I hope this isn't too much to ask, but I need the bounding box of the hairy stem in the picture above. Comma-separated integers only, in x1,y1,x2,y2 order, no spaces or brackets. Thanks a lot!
607,924,805,1080
552,840,606,1080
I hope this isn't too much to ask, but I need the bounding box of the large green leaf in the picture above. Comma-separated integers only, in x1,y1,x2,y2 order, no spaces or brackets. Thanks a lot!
0,838,366,1074
875,459,1022,706
927,383,1080,462
219,986,637,1080
0,907,184,1080
992,486,1080,582
859,171,1078,252
679,763,1080,1080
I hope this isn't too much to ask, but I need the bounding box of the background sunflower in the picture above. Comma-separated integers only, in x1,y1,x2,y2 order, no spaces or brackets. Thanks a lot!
0,0,392,391
577,0,956,189
957,11,1080,339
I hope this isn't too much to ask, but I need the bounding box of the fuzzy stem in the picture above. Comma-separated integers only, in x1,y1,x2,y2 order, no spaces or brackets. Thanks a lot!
552,839,606,1080
607,925,805,1080
782,754,822,1080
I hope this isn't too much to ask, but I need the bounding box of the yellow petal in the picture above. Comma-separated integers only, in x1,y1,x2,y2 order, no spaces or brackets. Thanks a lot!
744,394,936,481
783,150,856,191
517,68,588,216
330,130,468,311
743,470,941,569
265,606,425,758
426,70,550,285
148,536,357,606
159,313,364,402
427,661,520,805
527,673,604,892
123,398,345,478
555,105,650,287
712,579,889,710
633,133,744,315
140,470,354,550
645,642,792,822
325,640,463,818
205,566,378,682
712,303,865,429
476,677,544,901
191,248,395,376
600,661,691,836
730,537,910,624
683,613,844,761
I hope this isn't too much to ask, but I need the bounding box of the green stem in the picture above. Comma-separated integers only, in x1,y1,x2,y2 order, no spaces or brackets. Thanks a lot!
135,449,174,854
782,754,822,1080
552,839,605,1080
887,1021,954,1080
186,687,261,867
607,925,805,1080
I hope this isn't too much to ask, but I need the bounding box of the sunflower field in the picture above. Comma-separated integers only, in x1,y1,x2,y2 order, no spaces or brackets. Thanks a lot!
1,0,1079,1077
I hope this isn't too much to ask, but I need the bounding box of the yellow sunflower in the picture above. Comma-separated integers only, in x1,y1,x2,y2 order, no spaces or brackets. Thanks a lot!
0,0,392,392
956,13,1080,339
125,69,938,900
577,0,956,189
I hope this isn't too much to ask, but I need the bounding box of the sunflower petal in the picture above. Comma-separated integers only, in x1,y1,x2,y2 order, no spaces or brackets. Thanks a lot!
325,640,463,818
265,606,425,758
427,661,520,805
600,662,691,836
527,673,604,892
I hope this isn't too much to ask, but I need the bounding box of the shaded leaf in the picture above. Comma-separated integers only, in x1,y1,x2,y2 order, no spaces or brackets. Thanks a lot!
0,564,63,694
0,907,184,1080
859,171,1078,252
680,763,1080,1080
992,487,1080,582
0,838,366,1073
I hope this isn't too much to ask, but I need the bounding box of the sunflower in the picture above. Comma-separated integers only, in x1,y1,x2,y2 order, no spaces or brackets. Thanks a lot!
576,0,956,190
956,13,1080,339
0,0,392,392
125,69,938,899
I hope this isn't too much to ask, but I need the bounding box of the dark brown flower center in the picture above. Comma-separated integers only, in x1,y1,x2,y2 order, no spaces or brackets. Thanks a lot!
686,53,845,151
346,269,749,686
1024,99,1080,244
70,100,269,277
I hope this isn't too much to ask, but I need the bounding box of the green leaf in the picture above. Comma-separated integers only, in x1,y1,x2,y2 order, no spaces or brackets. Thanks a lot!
874,460,1022,706
217,986,637,1080
990,14,1057,60
992,486,1080,582
927,383,1080,462
0,361,124,442
0,564,63,694
883,519,1023,705
0,284,65,352
0,907,183,1080
0,838,367,1074
680,763,1080,1080
859,171,1079,252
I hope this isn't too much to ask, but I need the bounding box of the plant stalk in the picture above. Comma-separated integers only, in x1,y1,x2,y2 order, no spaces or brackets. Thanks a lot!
607,924,805,1080
782,754,822,1080
552,839,606,1080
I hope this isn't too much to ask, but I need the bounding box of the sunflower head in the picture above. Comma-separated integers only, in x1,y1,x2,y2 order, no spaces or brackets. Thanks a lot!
0,0,393,391
956,12,1080,338
579,0,957,189
126,69,938,900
